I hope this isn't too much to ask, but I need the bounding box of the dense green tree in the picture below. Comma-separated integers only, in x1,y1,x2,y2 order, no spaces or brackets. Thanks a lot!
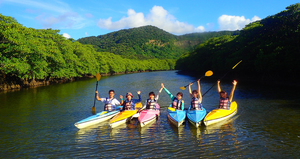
0,14,176,87
176,3,300,81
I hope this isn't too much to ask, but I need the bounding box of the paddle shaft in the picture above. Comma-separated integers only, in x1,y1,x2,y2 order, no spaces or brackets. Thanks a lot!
202,70,231,97
202,60,242,97
93,81,99,108
183,75,205,88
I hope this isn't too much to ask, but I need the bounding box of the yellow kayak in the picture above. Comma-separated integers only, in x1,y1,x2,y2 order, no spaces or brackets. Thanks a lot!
109,103,142,128
203,101,237,126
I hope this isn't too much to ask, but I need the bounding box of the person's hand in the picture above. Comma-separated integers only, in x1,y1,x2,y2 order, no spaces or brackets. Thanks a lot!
120,95,123,99
233,80,237,86
137,91,141,95
95,91,98,94
197,79,200,82
217,80,220,84
161,83,164,89
189,82,193,86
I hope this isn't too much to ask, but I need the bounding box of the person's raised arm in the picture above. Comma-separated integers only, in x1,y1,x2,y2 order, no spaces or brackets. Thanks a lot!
95,91,102,101
136,91,142,103
188,83,193,98
155,83,164,100
162,83,175,100
217,80,222,97
229,80,237,102
197,79,202,102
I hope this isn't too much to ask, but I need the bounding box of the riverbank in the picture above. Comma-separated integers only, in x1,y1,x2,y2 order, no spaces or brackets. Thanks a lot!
0,70,158,92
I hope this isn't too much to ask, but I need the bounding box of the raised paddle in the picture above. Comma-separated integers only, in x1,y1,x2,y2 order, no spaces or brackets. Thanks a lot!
180,70,213,90
202,60,242,97
92,73,101,112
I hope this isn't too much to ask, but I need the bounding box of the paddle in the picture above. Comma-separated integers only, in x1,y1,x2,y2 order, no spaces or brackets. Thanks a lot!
130,103,143,119
180,70,213,90
92,73,101,112
202,60,242,97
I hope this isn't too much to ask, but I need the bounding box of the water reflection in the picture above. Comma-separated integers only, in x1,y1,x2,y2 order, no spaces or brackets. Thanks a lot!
167,119,185,138
138,117,159,135
204,115,239,134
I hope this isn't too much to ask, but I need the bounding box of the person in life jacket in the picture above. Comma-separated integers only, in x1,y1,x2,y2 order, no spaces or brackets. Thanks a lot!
161,83,184,110
95,90,122,111
120,91,142,111
138,84,164,112
188,79,203,110
217,80,237,110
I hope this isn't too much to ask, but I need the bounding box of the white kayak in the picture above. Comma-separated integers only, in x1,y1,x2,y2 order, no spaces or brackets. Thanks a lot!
74,110,120,129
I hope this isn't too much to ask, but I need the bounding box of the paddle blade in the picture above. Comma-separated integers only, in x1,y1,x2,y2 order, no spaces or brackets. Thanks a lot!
205,70,213,77
92,106,96,112
135,103,143,109
99,111,108,115
180,86,186,90
96,73,101,81
232,60,242,69
168,107,175,111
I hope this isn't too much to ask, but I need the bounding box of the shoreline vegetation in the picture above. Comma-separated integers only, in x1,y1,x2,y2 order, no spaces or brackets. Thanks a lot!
0,70,164,92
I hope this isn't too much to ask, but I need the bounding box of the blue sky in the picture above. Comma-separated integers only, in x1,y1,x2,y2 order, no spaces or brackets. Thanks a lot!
0,0,299,40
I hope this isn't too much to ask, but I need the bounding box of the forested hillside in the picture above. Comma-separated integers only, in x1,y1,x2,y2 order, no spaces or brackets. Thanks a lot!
176,3,300,82
0,14,175,90
78,26,239,59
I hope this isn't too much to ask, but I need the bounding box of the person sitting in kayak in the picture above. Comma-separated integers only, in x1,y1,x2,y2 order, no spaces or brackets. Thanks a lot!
188,79,203,110
139,84,164,112
161,83,184,110
217,80,237,109
120,91,142,111
95,90,122,111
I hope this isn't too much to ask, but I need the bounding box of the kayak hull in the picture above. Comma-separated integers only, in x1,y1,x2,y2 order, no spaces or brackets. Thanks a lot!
139,104,160,127
74,110,119,129
167,105,186,127
203,101,238,126
187,106,206,127
109,110,138,128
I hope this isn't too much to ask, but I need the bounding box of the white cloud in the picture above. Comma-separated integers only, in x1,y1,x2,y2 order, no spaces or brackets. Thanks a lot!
62,33,71,39
218,15,261,31
35,12,86,29
97,5,205,34
85,32,88,36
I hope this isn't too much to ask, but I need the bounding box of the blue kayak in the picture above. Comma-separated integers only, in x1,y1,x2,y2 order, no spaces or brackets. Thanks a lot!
186,106,206,127
167,104,186,127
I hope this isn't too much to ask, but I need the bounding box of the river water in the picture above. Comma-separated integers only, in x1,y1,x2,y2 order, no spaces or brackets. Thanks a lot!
0,71,300,158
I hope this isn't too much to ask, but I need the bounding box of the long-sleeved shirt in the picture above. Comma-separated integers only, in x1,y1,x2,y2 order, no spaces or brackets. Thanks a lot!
163,87,184,110
122,94,142,110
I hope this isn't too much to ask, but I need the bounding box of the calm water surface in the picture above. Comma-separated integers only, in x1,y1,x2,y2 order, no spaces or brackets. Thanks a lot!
0,71,300,158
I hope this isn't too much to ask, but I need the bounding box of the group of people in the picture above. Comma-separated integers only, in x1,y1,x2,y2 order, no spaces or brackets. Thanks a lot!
95,79,238,112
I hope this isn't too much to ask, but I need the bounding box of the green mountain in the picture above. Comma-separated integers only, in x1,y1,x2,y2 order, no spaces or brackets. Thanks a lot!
176,3,300,82
78,26,239,59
